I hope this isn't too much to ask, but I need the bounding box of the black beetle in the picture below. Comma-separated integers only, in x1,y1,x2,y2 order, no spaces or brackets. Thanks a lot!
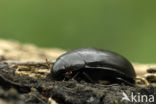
51,48,136,85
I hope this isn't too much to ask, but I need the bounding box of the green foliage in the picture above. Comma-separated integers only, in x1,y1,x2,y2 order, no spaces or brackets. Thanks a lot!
0,0,156,63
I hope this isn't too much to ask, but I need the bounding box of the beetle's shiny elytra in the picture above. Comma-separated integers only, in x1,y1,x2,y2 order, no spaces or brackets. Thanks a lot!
51,48,136,85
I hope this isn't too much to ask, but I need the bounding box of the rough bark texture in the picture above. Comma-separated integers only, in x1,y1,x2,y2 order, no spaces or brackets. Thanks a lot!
0,39,155,104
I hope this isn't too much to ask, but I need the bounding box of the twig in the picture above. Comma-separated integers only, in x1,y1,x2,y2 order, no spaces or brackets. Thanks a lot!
2,60,54,65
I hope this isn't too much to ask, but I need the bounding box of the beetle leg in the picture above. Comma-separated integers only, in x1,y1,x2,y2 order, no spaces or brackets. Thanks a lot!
71,72,80,79
116,77,135,86
82,72,94,83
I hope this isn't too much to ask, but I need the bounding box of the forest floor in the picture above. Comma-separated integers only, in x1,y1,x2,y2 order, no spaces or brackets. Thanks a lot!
0,39,156,104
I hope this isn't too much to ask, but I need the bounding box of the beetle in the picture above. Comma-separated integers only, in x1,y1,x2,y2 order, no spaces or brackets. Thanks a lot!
51,48,136,85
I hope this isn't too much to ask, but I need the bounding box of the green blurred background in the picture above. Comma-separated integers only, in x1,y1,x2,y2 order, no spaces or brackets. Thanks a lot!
0,0,156,63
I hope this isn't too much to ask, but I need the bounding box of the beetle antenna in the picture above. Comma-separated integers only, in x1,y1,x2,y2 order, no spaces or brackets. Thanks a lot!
82,72,94,83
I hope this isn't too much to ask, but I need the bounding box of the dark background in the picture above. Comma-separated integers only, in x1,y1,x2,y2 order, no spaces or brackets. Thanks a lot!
1,0,156,63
